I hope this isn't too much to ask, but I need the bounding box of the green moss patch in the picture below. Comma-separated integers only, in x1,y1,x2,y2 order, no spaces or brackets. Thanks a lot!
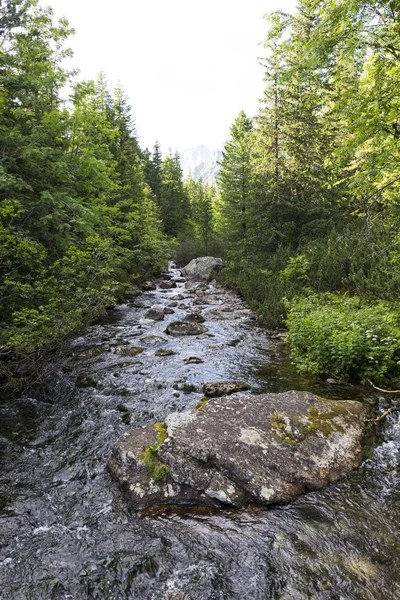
195,398,209,411
271,402,345,445
270,410,300,444
139,422,170,482
305,404,344,437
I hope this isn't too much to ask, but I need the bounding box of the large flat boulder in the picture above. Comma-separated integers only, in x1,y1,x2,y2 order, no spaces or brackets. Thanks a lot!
181,257,224,281
108,391,367,511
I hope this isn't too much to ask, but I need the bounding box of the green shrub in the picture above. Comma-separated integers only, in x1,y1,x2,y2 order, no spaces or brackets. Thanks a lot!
285,293,400,384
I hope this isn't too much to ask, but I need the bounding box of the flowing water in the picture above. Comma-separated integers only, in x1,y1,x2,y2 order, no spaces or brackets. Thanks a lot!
0,265,399,600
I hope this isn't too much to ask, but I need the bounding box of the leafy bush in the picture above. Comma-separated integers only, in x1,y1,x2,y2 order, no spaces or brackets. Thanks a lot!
217,245,296,327
285,294,400,384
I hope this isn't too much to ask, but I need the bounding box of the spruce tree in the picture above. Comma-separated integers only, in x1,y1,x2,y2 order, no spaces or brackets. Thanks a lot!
218,110,254,248
143,141,162,203
159,151,188,236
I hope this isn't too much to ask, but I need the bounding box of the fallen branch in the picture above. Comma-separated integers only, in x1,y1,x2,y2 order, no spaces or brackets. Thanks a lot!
366,407,400,422
368,379,400,394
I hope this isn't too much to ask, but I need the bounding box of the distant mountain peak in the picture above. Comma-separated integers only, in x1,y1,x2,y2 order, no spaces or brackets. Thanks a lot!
181,145,222,185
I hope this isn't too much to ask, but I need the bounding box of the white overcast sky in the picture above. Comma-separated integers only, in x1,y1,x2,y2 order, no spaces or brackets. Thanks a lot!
48,0,297,153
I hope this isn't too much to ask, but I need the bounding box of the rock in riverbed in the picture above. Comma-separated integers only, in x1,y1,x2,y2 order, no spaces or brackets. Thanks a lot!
181,256,224,281
184,311,206,323
165,321,208,336
203,381,250,397
155,348,176,357
108,391,366,511
145,307,165,321
184,357,204,364
159,281,177,290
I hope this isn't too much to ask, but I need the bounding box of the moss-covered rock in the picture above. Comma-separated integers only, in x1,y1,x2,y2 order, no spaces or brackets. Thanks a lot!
108,391,367,511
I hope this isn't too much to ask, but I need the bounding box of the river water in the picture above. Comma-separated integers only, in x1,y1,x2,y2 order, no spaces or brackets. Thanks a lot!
0,266,399,600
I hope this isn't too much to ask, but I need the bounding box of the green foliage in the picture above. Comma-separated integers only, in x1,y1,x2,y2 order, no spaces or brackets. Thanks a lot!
0,1,169,364
219,246,294,327
217,110,255,246
285,294,400,384
280,255,310,286
159,152,189,237
139,422,170,482
143,141,162,202
175,175,222,265
210,0,400,389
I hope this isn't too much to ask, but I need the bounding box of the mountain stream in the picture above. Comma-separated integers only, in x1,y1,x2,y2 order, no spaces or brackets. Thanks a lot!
0,265,399,599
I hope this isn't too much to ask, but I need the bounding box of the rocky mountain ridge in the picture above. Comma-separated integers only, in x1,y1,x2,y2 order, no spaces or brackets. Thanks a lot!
180,144,222,185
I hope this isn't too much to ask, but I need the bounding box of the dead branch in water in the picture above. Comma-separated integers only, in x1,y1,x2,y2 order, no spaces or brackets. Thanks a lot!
366,380,400,421
367,407,400,422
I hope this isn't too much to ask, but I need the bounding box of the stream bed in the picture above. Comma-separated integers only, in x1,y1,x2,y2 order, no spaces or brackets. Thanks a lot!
0,265,399,600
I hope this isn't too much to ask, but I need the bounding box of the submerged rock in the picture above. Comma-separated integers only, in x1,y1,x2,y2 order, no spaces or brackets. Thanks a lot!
108,391,367,511
193,296,222,306
206,307,252,320
132,300,150,309
203,381,250,397
140,335,167,345
155,348,176,357
114,346,144,357
159,281,177,290
165,321,208,336
184,357,204,364
184,311,206,323
145,307,165,321
76,373,97,388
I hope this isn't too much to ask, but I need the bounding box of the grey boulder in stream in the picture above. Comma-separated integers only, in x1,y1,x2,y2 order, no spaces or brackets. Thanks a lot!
108,391,367,511
180,256,224,281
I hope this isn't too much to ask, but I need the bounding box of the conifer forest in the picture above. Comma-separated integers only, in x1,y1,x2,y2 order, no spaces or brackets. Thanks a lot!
2,0,400,386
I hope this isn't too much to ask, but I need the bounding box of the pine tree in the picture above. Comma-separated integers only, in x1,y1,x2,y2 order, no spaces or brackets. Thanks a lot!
218,110,254,247
184,176,215,252
159,151,188,236
143,140,162,203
